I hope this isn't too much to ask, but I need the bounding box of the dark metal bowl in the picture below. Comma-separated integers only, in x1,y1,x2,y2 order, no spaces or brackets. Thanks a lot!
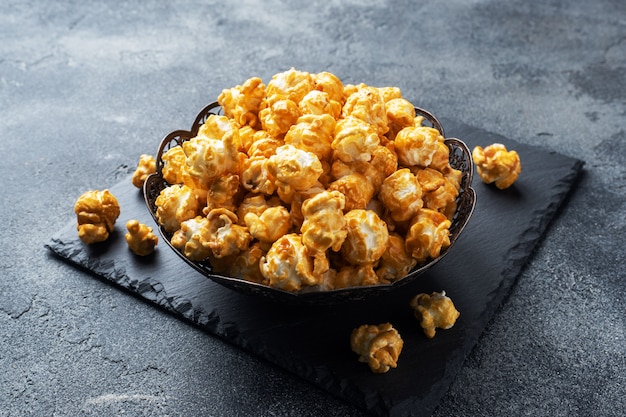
144,102,476,305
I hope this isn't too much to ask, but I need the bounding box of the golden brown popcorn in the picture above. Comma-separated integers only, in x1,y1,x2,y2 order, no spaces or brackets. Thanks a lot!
259,233,318,291
244,205,292,243
205,208,252,258
236,193,283,225
385,98,416,141
395,126,445,167
472,143,521,189
284,114,336,161
341,209,389,265
415,167,459,218
74,189,121,244
328,173,375,211
182,133,241,188
350,323,404,374
259,98,302,138
410,291,460,338
378,168,423,223
300,190,348,254
246,129,284,158
240,155,277,195
298,90,342,119
377,86,403,103
266,145,324,203
332,116,380,163
161,146,191,186
265,67,314,104
312,71,345,104
170,216,213,261
370,144,398,179
376,233,417,282
288,185,326,229
342,85,389,136
202,173,242,214
131,154,156,188
217,76,266,128
155,184,200,233
405,208,451,263
125,220,158,256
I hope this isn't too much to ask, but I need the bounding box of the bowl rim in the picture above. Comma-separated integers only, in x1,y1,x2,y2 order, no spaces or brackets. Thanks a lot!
143,102,476,304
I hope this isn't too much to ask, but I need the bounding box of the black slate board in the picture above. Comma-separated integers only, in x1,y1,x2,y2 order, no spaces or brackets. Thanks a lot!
46,119,583,417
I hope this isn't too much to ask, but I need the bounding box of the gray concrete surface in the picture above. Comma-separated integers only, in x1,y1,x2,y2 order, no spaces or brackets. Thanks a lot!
1,0,624,416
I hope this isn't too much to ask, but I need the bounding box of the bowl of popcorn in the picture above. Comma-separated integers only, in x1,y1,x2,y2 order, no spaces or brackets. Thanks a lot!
143,69,476,304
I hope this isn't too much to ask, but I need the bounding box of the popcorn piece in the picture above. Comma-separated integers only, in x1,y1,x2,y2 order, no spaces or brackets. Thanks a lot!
259,233,318,291
328,173,375,212
405,208,451,263
298,90,342,119
259,98,301,138
312,71,345,104
385,98,416,141
170,216,213,261
350,323,404,374
265,67,314,104
284,114,336,161
300,190,348,254
341,209,389,265
155,184,199,233
332,116,380,163
236,193,283,225
472,143,521,189
377,86,402,103
246,129,284,158
244,205,292,243
342,84,389,136
205,208,252,258
125,220,158,256
266,145,324,203
376,233,417,283
182,132,241,188
131,154,156,188
409,291,460,338
240,155,277,195
378,168,423,223
161,146,192,186
218,76,266,128
415,167,459,218
203,173,242,214
74,189,121,244
394,126,445,167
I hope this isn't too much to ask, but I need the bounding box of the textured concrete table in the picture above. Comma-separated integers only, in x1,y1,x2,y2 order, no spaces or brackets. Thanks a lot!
1,1,624,416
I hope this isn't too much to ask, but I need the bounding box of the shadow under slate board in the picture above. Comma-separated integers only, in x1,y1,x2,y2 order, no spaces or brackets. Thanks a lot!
47,118,583,417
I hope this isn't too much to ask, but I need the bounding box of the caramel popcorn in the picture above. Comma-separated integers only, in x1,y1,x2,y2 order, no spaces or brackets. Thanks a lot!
131,154,156,188
152,69,465,292
74,189,120,244
472,143,521,189
351,323,404,373
410,291,460,338
125,220,158,256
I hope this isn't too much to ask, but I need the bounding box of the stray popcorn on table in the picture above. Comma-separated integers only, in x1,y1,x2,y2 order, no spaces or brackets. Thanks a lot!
472,143,521,189
410,290,460,338
350,322,404,373
74,189,120,244
153,68,465,292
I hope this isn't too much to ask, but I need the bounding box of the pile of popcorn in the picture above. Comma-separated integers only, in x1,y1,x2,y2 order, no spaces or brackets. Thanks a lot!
152,68,464,292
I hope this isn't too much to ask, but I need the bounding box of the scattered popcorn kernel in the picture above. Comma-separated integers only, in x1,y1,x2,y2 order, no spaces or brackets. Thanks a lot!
351,323,404,373
74,189,121,244
131,154,156,188
472,143,521,189
409,291,460,338
125,220,158,256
